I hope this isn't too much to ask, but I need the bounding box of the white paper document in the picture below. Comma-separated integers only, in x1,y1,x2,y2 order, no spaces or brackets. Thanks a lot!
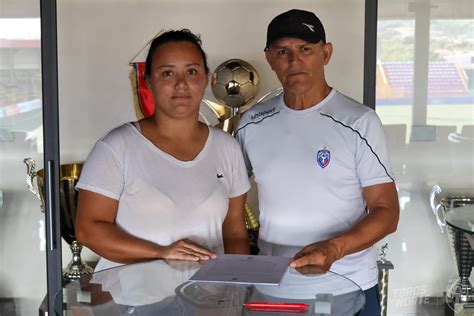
189,254,290,285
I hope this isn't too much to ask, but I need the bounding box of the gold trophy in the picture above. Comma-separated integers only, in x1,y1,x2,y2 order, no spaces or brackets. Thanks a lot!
207,59,265,253
208,60,285,233
209,59,261,231
24,158,93,281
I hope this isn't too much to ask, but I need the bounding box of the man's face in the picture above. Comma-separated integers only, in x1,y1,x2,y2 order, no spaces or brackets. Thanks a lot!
265,37,333,96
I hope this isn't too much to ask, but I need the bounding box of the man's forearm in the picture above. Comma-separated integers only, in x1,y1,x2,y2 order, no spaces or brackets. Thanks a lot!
330,206,398,260
330,182,399,260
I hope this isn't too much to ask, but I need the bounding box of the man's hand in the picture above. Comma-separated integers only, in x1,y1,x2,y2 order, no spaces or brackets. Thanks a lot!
160,239,217,261
289,239,342,270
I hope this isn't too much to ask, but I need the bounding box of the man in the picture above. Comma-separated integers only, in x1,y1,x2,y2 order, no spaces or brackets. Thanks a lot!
236,9,399,315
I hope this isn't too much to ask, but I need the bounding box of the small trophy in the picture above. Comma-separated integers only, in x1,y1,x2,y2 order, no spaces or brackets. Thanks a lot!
377,243,394,316
430,185,474,309
24,158,93,281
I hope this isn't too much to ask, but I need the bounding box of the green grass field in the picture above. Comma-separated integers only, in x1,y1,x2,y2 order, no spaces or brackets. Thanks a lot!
377,104,473,129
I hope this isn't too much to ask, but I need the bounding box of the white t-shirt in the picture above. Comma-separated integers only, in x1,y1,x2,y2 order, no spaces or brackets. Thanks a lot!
76,123,250,271
236,89,395,290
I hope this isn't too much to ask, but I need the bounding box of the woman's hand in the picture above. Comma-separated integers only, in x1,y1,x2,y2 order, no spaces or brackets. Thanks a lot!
160,239,217,261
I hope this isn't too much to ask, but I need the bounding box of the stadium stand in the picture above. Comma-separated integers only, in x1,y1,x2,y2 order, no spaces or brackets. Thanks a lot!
377,61,469,99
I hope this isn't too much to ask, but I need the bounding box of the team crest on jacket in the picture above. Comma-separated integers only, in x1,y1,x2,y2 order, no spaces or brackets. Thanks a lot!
317,148,331,168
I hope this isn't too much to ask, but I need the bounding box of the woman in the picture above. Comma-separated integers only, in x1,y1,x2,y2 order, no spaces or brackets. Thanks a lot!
75,29,251,271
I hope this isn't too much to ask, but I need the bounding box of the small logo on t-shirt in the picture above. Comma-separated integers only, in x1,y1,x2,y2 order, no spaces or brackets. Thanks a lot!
250,107,276,120
217,173,224,179
316,147,331,168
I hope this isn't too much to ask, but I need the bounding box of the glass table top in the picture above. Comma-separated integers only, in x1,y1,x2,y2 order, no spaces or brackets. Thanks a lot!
445,205,474,233
54,258,365,315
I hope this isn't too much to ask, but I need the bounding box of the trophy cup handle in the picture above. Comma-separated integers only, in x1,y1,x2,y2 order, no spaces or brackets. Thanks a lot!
435,204,447,233
430,185,445,233
23,157,44,212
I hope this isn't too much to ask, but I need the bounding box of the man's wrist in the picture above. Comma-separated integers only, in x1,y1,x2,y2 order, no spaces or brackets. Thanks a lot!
152,244,166,259
328,237,347,261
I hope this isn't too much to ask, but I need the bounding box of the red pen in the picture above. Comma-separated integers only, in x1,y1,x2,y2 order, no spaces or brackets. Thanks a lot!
243,302,309,310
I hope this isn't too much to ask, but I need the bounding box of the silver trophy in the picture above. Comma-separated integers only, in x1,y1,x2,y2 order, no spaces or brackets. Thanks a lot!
430,185,474,309
24,158,93,281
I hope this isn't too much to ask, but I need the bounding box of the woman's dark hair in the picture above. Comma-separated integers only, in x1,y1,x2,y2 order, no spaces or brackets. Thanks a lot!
144,29,209,77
